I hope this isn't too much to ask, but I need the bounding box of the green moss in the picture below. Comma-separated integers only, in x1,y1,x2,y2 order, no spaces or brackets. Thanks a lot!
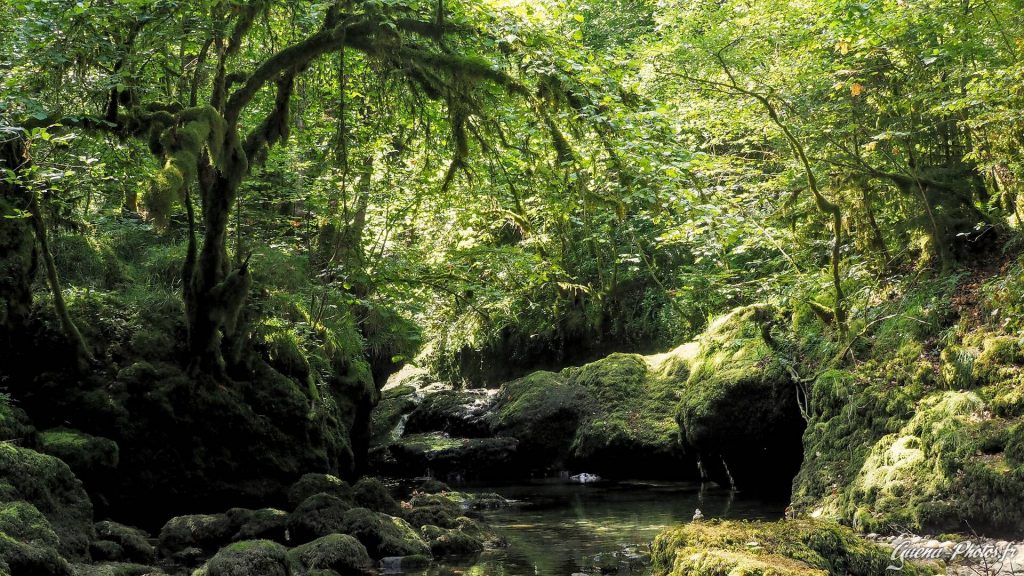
973,336,1023,385
568,352,682,460
420,524,484,557
0,397,34,444
370,388,419,447
48,233,126,290
0,444,94,560
93,521,155,565
675,305,804,491
158,513,233,555
287,533,372,574
38,428,119,473
287,474,353,507
195,540,289,576
0,500,71,576
71,562,161,576
286,493,353,545
651,520,938,576
352,477,401,516
336,507,430,559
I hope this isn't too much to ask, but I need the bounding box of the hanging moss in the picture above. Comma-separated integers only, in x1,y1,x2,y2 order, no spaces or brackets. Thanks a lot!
142,106,232,227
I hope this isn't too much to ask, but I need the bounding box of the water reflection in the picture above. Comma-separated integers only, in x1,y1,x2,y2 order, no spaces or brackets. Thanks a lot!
404,479,785,576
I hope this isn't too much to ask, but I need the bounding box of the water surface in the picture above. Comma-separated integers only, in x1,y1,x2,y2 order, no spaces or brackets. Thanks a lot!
405,479,785,576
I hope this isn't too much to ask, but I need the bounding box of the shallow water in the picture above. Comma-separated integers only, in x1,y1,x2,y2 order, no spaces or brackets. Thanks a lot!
404,479,785,576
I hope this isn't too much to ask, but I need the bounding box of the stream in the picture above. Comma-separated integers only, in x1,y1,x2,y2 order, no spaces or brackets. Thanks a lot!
402,479,786,576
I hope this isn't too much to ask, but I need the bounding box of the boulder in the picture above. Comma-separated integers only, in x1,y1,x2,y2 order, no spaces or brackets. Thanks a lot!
227,508,287,543
404,389,496,438
287,474,352,507
420,524,483,557
157,514,232,556
92,521,155,564
286,494,353,545
336,508,430,559
351,477,400,516
194,540,290,576
286,534,373,575
0,444,94,560
0,500,72,576
651,520,937,576
37,428,119,475
675,305,804,493
388,433,519,478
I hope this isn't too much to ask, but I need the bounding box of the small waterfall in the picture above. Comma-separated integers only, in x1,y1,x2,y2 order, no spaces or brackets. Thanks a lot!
390,413,409,442
720,455,737,492
379,556,403,574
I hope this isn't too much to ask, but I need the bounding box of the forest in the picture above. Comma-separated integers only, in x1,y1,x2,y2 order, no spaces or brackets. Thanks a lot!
1,0,1024,574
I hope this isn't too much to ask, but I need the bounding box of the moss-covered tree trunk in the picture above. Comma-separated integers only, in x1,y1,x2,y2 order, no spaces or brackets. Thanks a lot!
0,135,37,343
1,133,92,366
184,156,250,376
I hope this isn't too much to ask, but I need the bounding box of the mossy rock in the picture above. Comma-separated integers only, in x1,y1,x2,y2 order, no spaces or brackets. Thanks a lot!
0,444,94,560
972,336,1023,384
0,400,35,444
335,508,430,560
227,508,287,543
484,343,695,477
420,524,483,557
351,477,401,516
286,494,353,545
387,432,519,478
676,305,804,493
38,428,120,474
193,540,290,576
158,514,233,555
286,534,373,575
287,474,353,507
565,352,688,473
0,500,72,576
71,562,165,576
488,370,582,467
93,521,155,564
651,520,938,576
404,389,496,438
403,505,459,529
415,479,450,494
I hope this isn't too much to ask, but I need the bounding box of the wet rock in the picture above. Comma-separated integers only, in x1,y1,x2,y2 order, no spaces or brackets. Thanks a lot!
286,493,353,545
369,386,420,448
286,533,373,575
403,505,460,529
194,540,290,576
404,390,497,438
388,433,518,478
336,508,430,559
420,525,483,557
